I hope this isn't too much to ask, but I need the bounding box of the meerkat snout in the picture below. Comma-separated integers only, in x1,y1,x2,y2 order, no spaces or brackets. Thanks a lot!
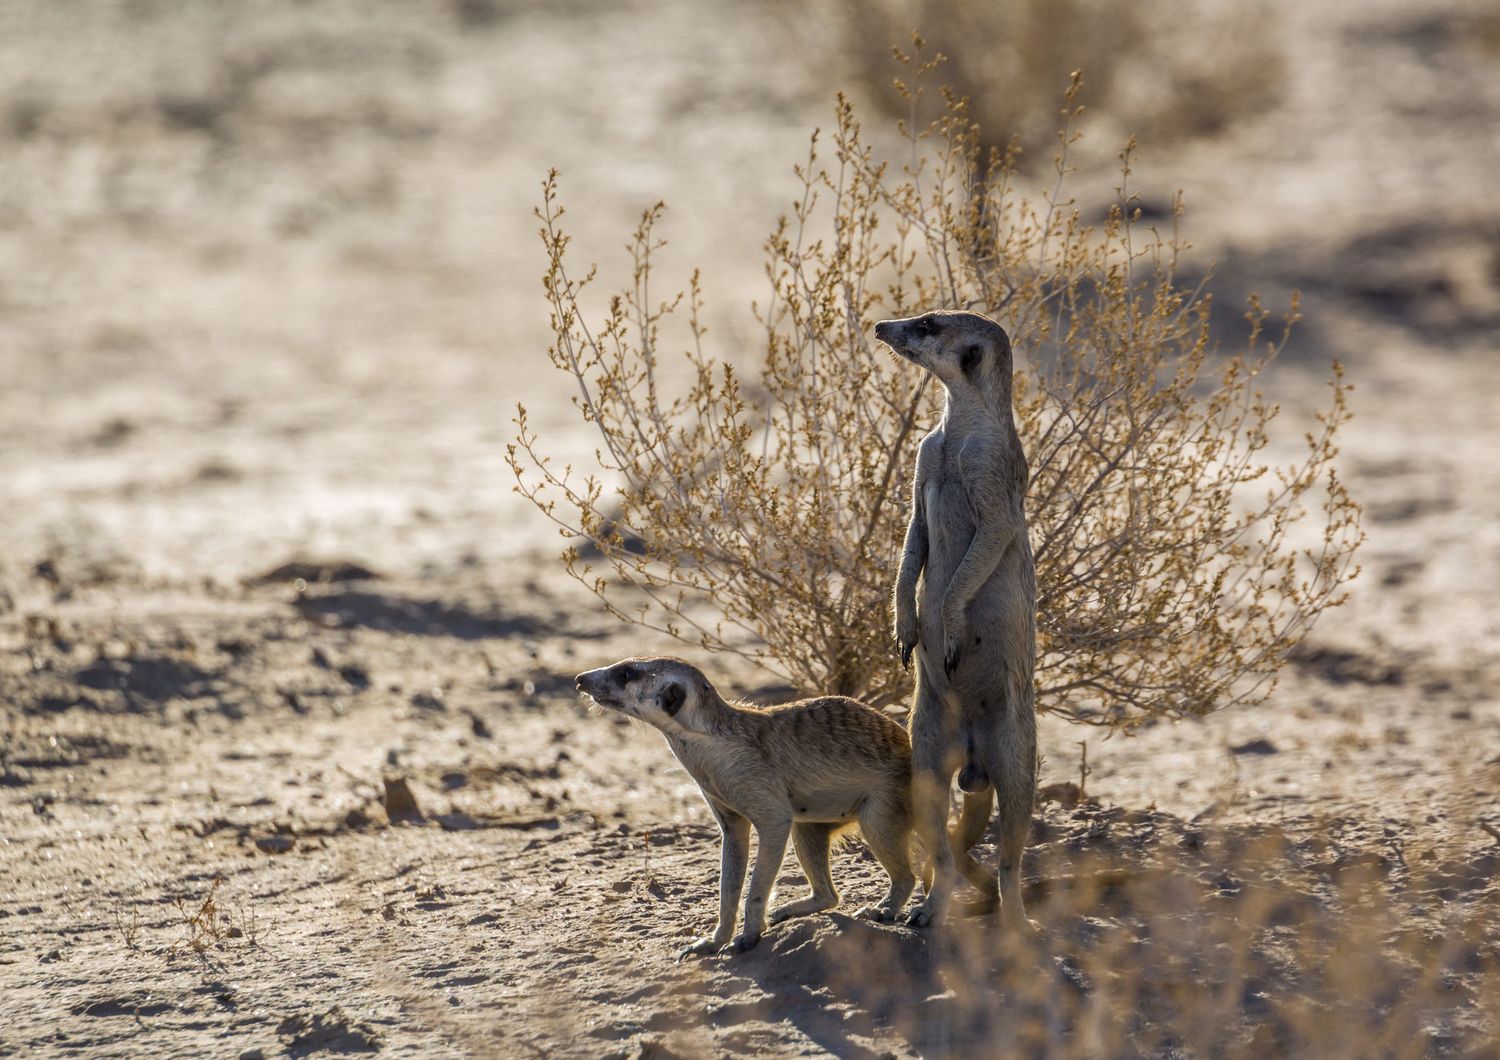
574,663,633,716
576,658,692,727
874,310,1012,389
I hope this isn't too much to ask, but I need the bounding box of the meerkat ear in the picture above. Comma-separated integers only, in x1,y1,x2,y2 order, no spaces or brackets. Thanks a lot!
961,343,983,377
659,683,685,716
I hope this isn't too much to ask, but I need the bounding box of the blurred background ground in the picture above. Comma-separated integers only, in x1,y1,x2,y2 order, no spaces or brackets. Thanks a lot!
1,0,1497,1056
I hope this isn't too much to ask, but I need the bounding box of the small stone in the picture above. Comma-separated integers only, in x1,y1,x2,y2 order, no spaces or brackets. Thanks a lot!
383,776,422,821
1229,738,1278,755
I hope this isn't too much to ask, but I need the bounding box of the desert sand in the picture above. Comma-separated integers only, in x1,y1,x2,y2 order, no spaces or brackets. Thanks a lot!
2,1,1497,1056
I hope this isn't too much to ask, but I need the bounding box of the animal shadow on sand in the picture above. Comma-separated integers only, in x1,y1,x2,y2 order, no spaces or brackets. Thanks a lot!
724,914,956,1058
292,589,543,640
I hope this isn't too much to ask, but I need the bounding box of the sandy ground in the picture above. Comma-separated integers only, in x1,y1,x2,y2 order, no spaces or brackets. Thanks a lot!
2,0,1499,1056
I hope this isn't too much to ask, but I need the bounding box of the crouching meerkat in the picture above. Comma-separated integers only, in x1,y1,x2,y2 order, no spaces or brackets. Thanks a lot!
575,657,917,957
875,309,1038,931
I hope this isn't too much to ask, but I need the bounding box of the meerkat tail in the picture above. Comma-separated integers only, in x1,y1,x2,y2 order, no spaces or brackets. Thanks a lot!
829,819,862,848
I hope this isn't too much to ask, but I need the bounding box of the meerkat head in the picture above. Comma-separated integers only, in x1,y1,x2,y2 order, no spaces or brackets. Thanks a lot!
574,657,715,735
874,310,1013,396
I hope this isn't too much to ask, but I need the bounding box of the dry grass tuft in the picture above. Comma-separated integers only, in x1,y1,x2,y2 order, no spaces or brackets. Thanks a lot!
111,899,142,952
166,876,260,957
510,60,1362,729
171,876,231,956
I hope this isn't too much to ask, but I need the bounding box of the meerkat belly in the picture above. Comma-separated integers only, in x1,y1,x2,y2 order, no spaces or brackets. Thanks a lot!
786,784,869,824
922,479,977,577
918,488,975,636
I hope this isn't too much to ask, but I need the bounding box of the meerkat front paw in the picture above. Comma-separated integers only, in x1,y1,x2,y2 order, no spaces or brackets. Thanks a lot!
942,633,963,677
894,612,919,670
941,612,967,676
854,903,899,923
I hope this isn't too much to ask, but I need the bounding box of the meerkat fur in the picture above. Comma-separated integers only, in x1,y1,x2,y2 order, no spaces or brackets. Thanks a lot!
575,657,918,958
875,309,1039,932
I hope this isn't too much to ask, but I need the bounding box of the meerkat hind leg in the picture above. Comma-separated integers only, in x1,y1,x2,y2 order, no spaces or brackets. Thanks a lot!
951,787,1000,916
907,766,959,928
906,674,962,928
770,822,840,924
995,788,1037,932
854,796,916,922
987,718,1039,933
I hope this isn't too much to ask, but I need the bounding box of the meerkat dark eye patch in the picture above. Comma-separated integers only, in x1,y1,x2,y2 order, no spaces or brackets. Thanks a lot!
961,343,983,377
616,665,638,686
659,683,685,716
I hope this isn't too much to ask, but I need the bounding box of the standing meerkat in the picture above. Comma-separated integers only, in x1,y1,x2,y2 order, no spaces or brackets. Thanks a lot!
875,309,1038,931
575,657,918,957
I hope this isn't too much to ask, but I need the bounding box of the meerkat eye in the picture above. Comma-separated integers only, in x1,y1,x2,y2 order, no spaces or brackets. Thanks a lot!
615,665,637,686
917,317,934,336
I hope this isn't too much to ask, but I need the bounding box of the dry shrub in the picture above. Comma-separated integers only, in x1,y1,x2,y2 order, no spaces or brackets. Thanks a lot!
823,0,1283,160
508,59,1362,728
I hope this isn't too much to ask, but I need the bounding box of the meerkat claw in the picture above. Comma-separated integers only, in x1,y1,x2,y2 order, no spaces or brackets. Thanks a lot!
906,905,939,929
679,936,724,960
899,641,914,670
730,932,761,954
